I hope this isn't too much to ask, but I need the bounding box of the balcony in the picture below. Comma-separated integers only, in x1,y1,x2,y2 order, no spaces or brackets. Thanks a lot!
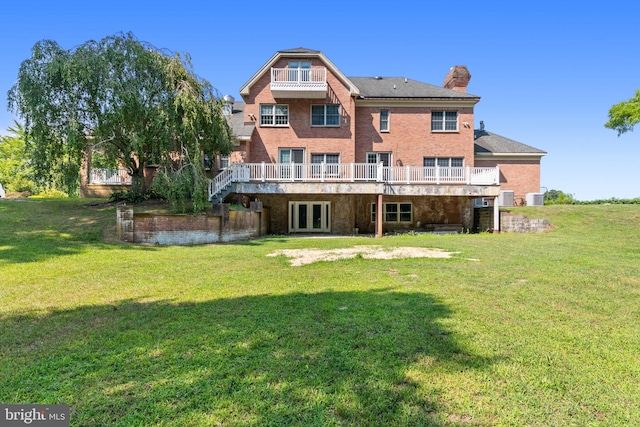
209,163,500,201
270,67,327,98
89,168,132,185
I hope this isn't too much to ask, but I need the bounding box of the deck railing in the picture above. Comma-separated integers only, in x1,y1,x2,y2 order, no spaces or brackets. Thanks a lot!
271,67,327,86
209,163,499,199
89,168,132,185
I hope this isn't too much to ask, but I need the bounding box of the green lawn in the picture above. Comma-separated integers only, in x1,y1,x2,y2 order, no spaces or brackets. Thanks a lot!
1,199,639,426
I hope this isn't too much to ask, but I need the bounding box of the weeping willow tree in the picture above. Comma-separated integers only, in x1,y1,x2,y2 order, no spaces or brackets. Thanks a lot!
8,32,232,205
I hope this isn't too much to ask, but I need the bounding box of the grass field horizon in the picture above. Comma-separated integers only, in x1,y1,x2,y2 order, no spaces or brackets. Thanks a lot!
1,199,639,426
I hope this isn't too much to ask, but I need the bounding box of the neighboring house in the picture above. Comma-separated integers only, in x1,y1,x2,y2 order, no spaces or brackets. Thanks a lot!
211,48,546,235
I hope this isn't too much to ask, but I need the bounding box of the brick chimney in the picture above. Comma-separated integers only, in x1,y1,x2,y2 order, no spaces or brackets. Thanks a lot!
443,66,471,93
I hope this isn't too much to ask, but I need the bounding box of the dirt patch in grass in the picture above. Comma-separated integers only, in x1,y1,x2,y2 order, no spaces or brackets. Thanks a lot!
268,245,460,266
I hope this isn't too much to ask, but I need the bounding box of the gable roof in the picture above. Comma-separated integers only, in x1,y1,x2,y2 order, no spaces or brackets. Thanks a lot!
239,48,359,97
349,77,480,100
474,130,546,157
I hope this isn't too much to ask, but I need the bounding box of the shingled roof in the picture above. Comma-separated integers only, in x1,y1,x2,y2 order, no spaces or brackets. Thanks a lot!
349,77,480,100
474,130,546,156
225,101,254,141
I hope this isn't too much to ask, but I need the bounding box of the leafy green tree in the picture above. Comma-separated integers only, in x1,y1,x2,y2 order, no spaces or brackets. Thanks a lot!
8,32,232,202
544,189,577,205
605,90,640,136
0,121,36,193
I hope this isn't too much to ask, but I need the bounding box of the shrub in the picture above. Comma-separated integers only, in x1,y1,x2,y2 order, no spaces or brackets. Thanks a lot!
108,190,150,204
30,189,69,199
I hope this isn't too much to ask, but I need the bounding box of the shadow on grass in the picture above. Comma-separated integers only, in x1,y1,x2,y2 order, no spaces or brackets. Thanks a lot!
0,199,158,264
0,290,493,426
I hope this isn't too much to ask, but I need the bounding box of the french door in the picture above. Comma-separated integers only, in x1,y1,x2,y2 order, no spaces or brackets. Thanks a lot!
279,148,305,180
289,201,331,233
367,152,392,180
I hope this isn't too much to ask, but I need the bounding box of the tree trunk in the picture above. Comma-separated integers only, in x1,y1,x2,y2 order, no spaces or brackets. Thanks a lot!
130,167,145,194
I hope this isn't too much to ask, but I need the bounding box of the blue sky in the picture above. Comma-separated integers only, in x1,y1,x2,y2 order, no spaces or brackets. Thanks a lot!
2,1,639,200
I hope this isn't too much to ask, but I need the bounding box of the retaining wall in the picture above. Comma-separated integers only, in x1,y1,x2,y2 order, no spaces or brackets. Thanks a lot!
117,203,268,245
500,212,550,233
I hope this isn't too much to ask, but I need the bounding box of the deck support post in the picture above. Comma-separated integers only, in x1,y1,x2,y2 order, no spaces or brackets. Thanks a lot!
493,196,500,233
376,193,383,238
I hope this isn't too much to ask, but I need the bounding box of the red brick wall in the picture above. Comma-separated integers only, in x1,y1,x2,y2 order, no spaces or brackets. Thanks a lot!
242,57,357,164
355,106,475,165
240,55,477,168
475,158,541,200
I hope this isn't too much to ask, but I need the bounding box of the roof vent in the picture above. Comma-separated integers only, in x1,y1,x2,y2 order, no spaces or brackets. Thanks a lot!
222,94,235,116
404,78,408,83
479,120,485,131
374,76,382,80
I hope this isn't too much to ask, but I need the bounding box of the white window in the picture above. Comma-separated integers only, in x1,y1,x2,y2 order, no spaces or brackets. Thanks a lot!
260,104,289,126
367,152,391,166
279,148,304,163
423,157,464,180
279,149,305,180
423,157,464,167
371,203,412,223
431,111,458,131
289,60,311,69
311,104,340,126
311,153,339,164
288,61,311,82
219,155,230,170
380,109,389,132
311,153,340,177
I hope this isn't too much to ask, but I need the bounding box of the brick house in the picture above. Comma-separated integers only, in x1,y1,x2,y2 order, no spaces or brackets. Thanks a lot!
211,48,547,235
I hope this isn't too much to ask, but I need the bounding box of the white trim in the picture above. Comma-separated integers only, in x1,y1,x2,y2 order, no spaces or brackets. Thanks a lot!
240,50,360,97
356,99,478,108
259,104,289,127
380,109,390,132
474,153,546,160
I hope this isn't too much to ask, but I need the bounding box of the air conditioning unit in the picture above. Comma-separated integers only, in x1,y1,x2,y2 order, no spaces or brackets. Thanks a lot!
499,190,514,207
473,198,489,208
526,192,544,206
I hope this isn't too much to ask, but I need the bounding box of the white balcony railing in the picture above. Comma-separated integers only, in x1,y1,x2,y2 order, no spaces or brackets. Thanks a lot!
209,163,499,199
89,168,132,185
270,67,327,94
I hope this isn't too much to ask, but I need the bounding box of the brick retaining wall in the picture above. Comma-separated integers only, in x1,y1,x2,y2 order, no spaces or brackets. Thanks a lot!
117,203,268,245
